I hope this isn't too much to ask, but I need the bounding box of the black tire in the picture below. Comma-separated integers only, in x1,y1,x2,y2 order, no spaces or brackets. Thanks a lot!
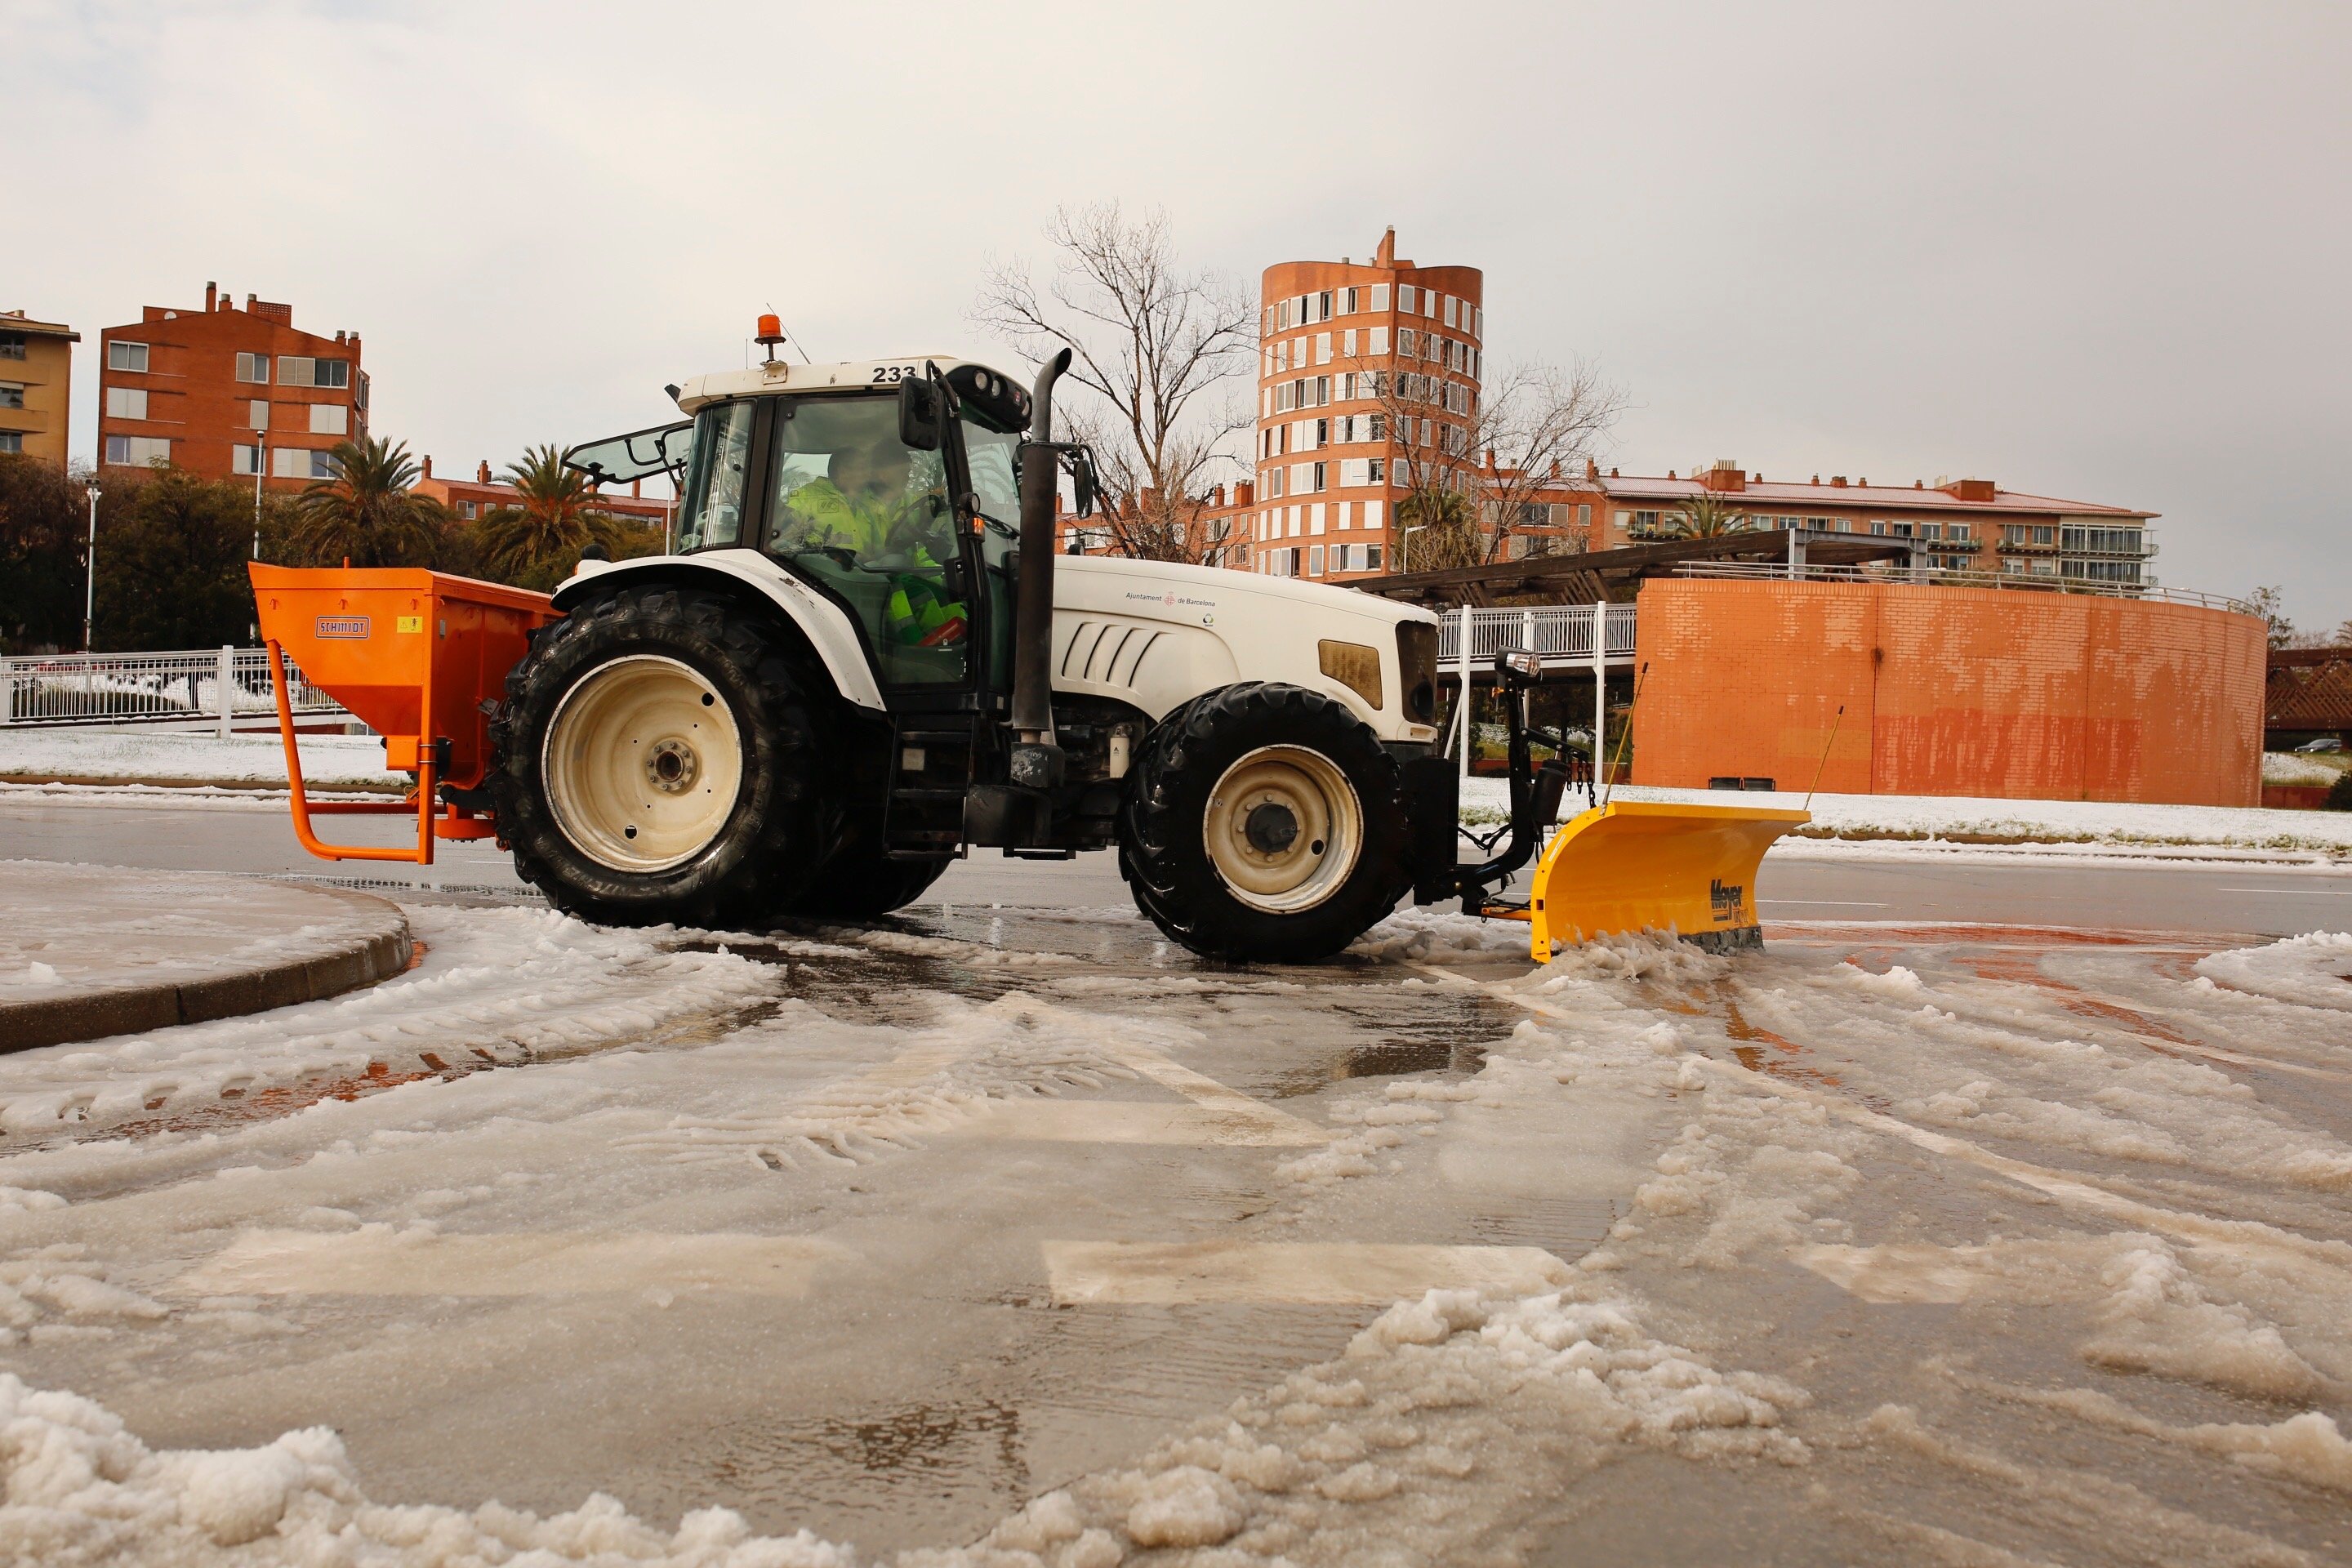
488,585,840,928
1118,683,1410,963
785,852,950,919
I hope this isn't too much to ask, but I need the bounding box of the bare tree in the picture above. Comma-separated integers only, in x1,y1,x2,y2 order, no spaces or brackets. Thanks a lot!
975,204,1254,564
1344,346,1623,571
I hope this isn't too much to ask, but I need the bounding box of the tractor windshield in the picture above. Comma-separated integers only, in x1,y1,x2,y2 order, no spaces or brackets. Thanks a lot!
765,394,969,686
674,400,756,552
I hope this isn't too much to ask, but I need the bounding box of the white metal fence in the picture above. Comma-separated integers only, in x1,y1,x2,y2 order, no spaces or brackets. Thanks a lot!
0,648,350,733
1438,604,1639,668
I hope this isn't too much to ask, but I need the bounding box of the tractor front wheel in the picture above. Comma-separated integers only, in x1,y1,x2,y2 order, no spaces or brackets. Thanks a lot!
1119,683,1410,963
489,586,838,929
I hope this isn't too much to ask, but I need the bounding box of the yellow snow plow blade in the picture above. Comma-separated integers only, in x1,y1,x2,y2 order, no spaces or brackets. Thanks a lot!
1526,801,1811,962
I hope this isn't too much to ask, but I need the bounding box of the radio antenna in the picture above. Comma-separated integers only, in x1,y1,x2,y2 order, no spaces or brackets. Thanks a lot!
1805,704,1846,810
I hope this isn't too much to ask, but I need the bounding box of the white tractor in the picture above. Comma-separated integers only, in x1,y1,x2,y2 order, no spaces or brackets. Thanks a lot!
480,345,1547,961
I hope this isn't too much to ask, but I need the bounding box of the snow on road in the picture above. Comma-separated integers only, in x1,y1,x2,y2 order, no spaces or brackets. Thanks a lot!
0,905,2345,1562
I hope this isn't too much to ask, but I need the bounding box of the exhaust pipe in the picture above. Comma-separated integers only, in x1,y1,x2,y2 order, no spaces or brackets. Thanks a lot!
1011,347,1071,754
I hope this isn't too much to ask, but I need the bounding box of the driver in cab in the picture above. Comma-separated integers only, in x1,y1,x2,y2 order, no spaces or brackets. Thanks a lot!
777,428,967,649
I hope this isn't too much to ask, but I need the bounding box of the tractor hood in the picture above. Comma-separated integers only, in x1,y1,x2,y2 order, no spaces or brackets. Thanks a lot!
1048,555,1442,743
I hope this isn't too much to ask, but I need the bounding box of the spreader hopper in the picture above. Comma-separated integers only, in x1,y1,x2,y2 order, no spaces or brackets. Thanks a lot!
1526,800,1811,961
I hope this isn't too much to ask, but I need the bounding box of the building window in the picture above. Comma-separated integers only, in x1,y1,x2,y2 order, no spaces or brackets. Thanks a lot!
273,447,338,480
232,443,261,476
104,385,146,419
0,332,24,361
0,384,23,410
1308,545,1325,576
105,434,170,467
107,341,149,372
1396,285,1417,314
310,403,348,435
248,400,269,430
0,433,20,454
278,356,351,390
235,352,270,384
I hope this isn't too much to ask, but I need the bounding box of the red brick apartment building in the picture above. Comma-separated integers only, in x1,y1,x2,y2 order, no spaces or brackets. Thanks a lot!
1050,228,1478,581
412,456,675,538
96,283,369,490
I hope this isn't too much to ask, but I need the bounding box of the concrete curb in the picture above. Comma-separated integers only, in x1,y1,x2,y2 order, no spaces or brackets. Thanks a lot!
0,883,412,1053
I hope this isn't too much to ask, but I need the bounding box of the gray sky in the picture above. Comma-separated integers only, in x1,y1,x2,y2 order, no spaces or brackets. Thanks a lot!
13,1,2347,628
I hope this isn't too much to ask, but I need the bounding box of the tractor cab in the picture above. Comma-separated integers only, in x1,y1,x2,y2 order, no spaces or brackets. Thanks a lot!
561,355,1067,705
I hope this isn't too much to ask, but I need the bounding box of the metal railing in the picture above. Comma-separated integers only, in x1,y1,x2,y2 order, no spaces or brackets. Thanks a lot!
0,648,350,731
1670,561,2248,612
1438,604,1639,667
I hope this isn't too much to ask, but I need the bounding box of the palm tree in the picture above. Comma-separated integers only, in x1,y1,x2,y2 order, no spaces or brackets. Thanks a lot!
472,444,635,586
1397,488,1483,572
286,437,448,567
1658,490,1755,540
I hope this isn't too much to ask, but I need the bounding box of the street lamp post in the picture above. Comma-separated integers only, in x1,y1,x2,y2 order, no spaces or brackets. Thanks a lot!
1400,523,1428,574
252,427,267,561
82,484,100,653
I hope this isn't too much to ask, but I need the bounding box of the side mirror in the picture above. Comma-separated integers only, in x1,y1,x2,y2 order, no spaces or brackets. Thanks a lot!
898,376,942,451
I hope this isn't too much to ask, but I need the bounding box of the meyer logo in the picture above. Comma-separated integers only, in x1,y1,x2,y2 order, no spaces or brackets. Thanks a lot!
1708,878,1745,924
315,615,370,639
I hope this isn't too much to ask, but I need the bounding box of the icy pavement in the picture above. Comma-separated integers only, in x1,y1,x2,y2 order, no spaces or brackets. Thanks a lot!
0,901,2344,1564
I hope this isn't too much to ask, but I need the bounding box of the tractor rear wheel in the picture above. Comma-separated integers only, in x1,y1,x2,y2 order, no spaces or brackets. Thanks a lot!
489,586,839,928
1119,683,1410,963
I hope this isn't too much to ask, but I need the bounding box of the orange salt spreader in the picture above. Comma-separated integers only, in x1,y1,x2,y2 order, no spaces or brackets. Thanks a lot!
248,564,561,865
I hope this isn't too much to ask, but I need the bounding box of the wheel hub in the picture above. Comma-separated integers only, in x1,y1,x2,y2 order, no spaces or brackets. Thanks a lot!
541,655,742,873
646,737,700,794
1244,801,1300,855
1202,745,1364,915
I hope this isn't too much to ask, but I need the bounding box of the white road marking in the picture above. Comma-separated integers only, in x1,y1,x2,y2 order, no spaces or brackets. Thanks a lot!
969,1098,1326,1146
2218,887,2352,895
1042,1239,1570,1305
962,1034,1330,1147
174,1229,849,1298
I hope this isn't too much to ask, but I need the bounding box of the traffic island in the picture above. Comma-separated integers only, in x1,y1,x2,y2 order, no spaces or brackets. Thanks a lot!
0,862,411,1052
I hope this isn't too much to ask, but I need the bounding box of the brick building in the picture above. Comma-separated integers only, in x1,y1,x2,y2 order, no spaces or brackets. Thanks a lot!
1498,461,2158,586
0,310,80,467
95,283,369,489
412,455,676,539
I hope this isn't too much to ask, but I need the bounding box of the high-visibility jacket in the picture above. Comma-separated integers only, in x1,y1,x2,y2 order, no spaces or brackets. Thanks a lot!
780,479,967,647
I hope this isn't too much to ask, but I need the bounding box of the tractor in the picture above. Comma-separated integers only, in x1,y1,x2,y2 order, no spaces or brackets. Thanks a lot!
250,339,1803,963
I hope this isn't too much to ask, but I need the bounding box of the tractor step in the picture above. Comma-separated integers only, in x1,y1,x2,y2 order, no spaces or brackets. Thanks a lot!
881,717,979,855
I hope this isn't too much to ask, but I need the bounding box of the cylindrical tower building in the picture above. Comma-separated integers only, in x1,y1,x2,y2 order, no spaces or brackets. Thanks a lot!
1250,228,1482,581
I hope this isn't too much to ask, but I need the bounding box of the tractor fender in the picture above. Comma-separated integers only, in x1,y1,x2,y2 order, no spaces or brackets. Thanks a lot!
552,550,885,711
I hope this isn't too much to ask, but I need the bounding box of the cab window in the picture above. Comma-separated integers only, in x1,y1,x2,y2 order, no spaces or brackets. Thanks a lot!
765,395,969,686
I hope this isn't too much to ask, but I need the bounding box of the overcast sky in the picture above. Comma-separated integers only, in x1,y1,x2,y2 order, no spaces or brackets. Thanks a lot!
12,1,2347,627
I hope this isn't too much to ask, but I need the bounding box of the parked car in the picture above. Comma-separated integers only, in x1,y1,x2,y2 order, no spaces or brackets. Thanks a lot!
2293,737,2346,753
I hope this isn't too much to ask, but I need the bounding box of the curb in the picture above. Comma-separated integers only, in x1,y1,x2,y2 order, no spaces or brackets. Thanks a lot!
0,884,412,1053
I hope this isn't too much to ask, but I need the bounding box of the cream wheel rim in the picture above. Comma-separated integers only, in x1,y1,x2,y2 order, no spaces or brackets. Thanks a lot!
542,655,742,873
1202,745,1363,914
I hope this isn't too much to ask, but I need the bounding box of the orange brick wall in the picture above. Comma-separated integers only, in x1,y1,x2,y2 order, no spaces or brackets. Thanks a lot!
1633,580,2265,806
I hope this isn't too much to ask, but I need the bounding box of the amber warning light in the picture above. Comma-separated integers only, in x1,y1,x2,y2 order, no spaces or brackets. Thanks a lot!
755,313,786,363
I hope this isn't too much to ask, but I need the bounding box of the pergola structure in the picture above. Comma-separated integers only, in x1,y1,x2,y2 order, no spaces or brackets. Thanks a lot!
1358,529,1917,608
